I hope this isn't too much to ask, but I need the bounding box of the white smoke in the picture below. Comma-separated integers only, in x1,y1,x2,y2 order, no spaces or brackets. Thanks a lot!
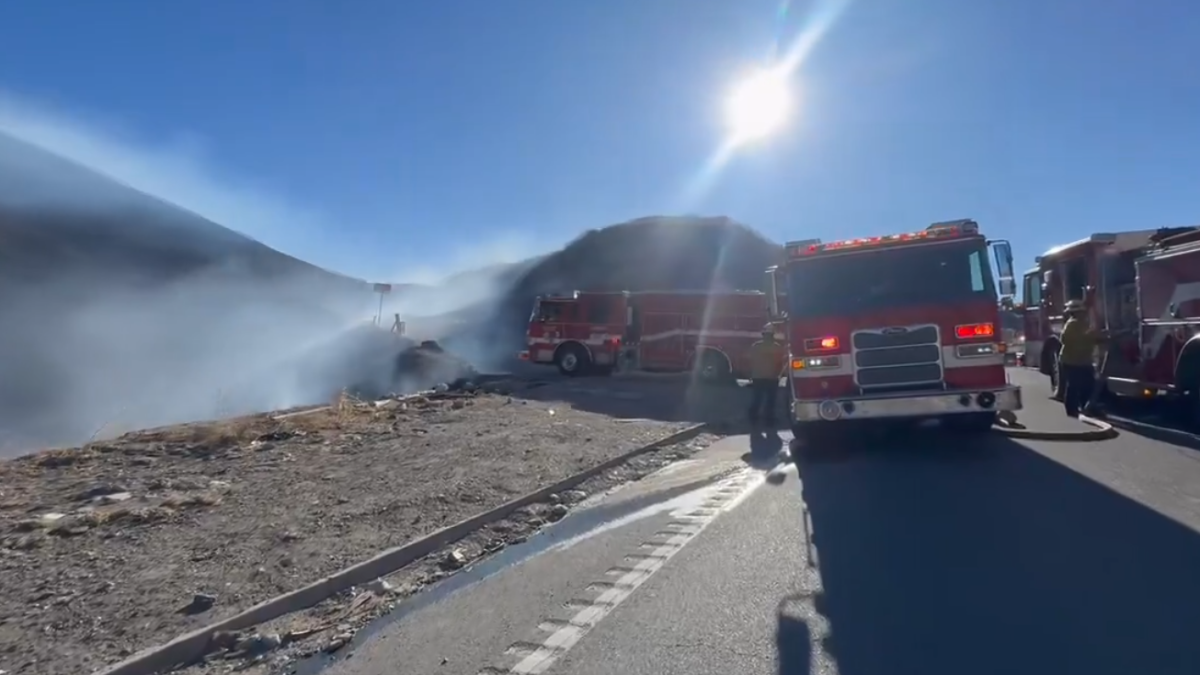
0,91,530,454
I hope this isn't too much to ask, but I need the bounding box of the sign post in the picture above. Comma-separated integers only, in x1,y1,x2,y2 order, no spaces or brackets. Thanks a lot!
372,283,392,325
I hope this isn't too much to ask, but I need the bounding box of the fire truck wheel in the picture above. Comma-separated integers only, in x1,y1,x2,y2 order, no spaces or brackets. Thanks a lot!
1178,358,1200,430
945,412,997,434
554,343,591,377
1042,342,1061,390
694,350,733,386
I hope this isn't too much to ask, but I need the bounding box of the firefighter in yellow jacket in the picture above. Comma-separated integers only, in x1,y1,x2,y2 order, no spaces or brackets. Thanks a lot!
1058,299,1109,417
748,326,787,426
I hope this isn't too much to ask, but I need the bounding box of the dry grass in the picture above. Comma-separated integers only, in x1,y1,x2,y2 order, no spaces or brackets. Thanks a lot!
113,390,402,447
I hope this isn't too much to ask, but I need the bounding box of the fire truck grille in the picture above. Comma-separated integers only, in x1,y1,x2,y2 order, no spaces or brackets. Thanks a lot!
852,325,943,389
852,326,939,350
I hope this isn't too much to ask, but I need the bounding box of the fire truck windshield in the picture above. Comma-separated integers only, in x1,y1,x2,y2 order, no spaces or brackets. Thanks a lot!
786,240,996,318
531,299,570,323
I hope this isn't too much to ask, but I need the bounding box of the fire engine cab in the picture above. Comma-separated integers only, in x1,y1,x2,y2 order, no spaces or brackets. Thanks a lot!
767,219,1021,438
1021,226,1200,422
519,290,774,382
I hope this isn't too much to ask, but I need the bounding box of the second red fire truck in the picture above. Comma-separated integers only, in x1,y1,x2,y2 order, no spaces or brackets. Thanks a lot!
519,289,775,382
1020,225,1200,424
767,219,1021,439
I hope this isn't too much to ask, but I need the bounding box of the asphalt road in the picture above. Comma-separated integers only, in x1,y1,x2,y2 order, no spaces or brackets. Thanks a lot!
301,370,1200,675
501,367,784,426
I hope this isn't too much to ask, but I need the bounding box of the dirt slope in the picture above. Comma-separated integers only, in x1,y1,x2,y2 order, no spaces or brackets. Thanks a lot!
0,387,706,675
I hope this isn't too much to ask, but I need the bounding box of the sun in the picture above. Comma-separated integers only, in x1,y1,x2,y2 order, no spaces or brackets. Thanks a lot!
724,68,792,144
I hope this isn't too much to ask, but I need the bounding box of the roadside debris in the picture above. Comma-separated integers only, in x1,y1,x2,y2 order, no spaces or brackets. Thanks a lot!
0,390,702,675
178,430,720,675
183,593,218,615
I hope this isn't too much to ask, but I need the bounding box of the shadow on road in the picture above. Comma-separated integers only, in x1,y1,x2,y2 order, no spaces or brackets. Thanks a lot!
741,431,785,469
781,430,1200,675
1011,366,1200,453
496,373,791,428
776,599,814,675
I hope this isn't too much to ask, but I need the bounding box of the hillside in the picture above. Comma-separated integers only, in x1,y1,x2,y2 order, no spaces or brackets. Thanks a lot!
0,133,388,451
0,134,779,451
0,133,368,300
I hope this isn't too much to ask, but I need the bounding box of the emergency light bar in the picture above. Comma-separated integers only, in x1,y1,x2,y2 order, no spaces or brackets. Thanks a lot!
786,219,980,259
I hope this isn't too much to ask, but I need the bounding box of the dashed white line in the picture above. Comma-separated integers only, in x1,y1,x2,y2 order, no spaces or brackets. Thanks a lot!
487,468,765,675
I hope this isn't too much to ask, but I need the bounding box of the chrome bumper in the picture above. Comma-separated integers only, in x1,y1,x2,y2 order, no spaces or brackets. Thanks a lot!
792,385,1022,423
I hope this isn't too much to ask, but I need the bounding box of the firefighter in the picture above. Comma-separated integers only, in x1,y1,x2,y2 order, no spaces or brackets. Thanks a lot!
748,326,786,426
1058,299,1108,417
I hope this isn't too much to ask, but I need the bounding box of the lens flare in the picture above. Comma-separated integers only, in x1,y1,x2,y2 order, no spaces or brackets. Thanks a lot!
725,68,791,144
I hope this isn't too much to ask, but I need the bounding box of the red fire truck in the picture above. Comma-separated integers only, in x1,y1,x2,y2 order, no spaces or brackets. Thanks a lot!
1020,226,1200,421
518,290,774,382
767,219,1021,439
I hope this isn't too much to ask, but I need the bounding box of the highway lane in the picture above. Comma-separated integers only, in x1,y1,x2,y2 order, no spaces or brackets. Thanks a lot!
306,380,1200,675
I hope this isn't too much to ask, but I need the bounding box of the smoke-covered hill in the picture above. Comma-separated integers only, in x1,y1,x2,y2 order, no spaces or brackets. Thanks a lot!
0,133,386,451
1,131,786,452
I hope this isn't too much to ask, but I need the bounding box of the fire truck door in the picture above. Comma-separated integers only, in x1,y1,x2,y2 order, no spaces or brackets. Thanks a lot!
1060,255,1090,303
1022,271,1044,364
536,301,571,342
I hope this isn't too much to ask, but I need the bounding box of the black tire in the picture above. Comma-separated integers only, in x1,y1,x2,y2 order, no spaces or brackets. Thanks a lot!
1175,353,1200,431
695,350,734,386
944,412,997,434
1188,389,1200,432
1042,342,1061,395
555,343,591,377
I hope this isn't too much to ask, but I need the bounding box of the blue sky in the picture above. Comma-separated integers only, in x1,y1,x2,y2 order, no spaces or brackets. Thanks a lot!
1,0,1198,284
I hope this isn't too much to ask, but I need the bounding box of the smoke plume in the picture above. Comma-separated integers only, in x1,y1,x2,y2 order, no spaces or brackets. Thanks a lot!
0,91,523,454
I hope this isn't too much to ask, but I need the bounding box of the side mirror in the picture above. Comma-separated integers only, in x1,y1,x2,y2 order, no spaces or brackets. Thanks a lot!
998,278,1016,297
989,239,1015,280
765,266,782,319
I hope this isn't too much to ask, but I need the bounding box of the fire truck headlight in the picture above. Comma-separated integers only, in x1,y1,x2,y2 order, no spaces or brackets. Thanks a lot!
955,343,999,359
792,356,841,371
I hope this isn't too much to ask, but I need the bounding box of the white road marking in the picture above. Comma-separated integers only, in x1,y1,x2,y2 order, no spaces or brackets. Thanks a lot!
486,468,766,675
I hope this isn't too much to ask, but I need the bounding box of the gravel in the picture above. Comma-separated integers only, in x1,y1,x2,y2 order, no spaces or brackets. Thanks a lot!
0,389,697,675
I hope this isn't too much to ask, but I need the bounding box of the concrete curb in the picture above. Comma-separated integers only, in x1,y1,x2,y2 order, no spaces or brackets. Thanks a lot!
92,423,709,675
1102,414,1200,450
995,414,1117,442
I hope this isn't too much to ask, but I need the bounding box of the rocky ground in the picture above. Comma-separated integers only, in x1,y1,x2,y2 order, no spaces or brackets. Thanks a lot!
0,386,706,675
183,430,721,675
